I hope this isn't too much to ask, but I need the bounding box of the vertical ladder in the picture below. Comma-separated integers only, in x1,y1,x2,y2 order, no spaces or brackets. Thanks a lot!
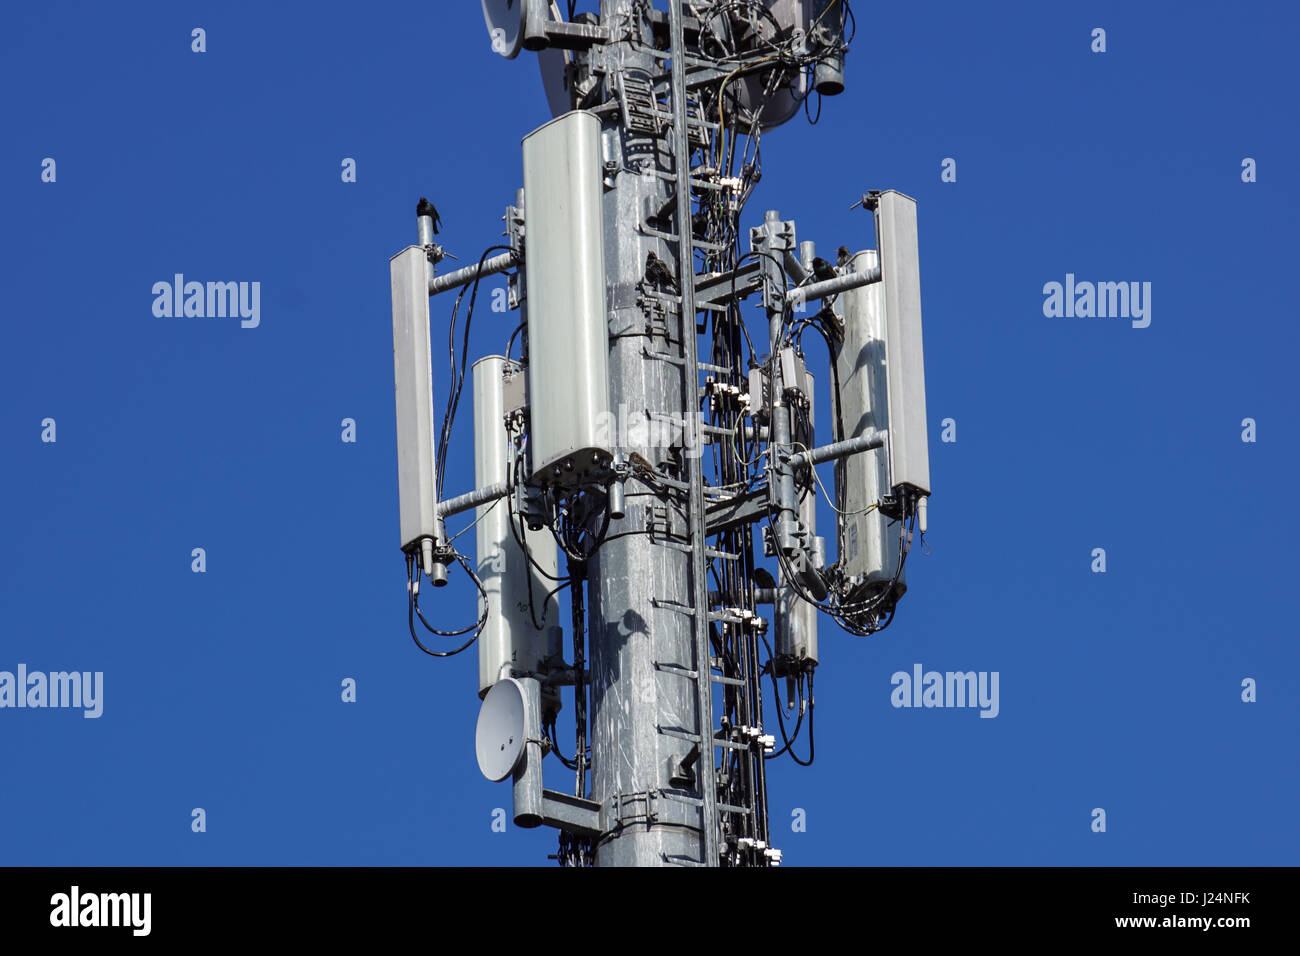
665,0,721,867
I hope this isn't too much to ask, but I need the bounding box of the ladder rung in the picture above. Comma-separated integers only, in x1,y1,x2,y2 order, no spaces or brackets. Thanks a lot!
691,237,728,253
657,725,702,744
717,802,753,816
660,790,703,808
639,222,682,244
651,597,696,615
644,349,686,366
655,661,699,680
654,539,691,555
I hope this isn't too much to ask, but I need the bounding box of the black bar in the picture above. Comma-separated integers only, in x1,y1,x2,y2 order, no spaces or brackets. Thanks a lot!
2,866,1286,942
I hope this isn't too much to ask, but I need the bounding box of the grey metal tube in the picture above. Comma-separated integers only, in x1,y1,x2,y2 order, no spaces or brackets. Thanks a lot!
606,478,625,520
783,249,809,285
785,264,881,307
512,678,545,828
429,251,518,297
417,216,435,248
437,481,509,518
813,0,846,96
417,214,436,291
586,0,709,869
787,429,886,468
798,240,816,275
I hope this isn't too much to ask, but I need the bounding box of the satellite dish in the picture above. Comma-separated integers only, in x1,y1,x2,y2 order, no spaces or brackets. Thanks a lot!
475,678,527,781
725,0,816,130
734,70,808,130
482,0,529,60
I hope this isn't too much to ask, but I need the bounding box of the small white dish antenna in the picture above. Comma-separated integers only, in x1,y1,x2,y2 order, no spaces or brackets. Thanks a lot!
476,678,527,781
538,45,572,118
482,0,530,60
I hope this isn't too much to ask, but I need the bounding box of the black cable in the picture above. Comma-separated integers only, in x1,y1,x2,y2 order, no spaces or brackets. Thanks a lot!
546,716,579,771
569,558,589,797
763,500,906,629
437,282,470,497
794,312,846,443
801,671,816,765
505,319,525,364
803,84,823,125
437,245,514,497
829,509,915,636
770,667,814,767
409,553,479,637
757,631,809,763
501,445,571,638
505,450,567,583
765,685,805,760
406,553,487,658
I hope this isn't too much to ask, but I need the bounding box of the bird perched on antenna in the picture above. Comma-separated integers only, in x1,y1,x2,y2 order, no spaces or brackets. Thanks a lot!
811,256,837,283
644,251,679,293
416,197,441,235
836,246,852,269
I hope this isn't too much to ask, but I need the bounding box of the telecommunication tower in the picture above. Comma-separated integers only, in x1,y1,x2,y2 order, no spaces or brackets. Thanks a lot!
389,0,931,867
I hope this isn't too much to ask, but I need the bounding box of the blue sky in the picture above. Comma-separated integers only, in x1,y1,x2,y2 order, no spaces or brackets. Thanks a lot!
1,0,1296,866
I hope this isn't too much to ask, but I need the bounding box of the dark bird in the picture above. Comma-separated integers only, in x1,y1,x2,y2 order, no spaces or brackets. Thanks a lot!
644,251,679,292
836,245,852,269
751,567,777,591
416,197,441,235
811,256,837,283
627,451,658,475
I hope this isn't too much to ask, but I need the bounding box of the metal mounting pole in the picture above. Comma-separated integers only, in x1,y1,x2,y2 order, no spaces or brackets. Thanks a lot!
584,0,713,868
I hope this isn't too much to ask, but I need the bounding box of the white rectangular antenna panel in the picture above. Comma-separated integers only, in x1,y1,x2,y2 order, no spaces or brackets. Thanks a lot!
521,110,612,485
835,250,907,601
875,190,931,498
390,245,442,554
473,356,563,699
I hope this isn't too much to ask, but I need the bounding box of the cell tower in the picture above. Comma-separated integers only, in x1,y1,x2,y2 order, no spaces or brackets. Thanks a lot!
389,0,931,867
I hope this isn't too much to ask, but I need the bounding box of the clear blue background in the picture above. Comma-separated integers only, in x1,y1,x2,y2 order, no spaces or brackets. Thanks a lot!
1,0,1295,866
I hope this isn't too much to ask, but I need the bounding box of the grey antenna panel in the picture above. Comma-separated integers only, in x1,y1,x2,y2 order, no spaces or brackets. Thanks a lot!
521,110,612,485
472,355,563,699
875,190,931,498
835,250,906,601
390,245,442,553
